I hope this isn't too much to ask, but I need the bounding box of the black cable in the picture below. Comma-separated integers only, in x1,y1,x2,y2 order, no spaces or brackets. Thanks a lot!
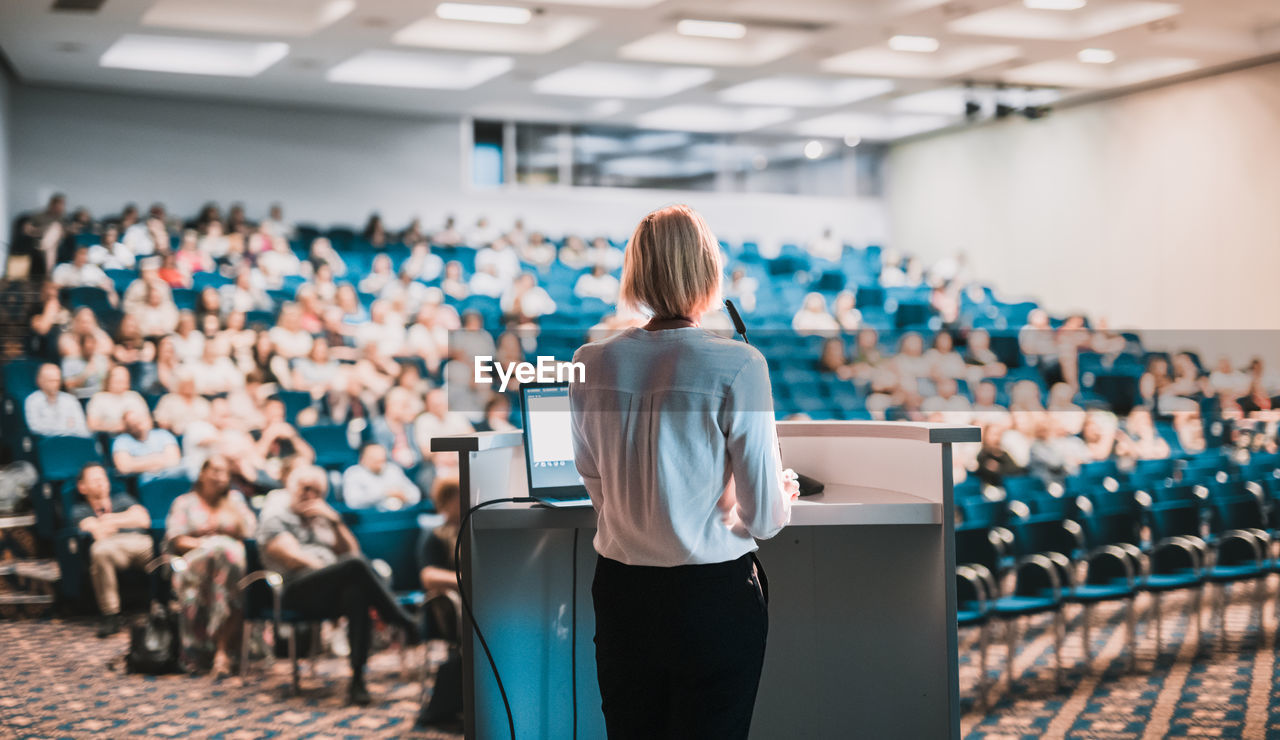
571,527,579,740
454,496,537,740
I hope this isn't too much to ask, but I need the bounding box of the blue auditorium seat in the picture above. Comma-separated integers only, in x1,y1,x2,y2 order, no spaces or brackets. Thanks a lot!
301,424,359,470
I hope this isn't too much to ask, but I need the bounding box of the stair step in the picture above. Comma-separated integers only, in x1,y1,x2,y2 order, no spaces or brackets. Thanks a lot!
0,558,60,582
0,514,37,529
0,593,55,605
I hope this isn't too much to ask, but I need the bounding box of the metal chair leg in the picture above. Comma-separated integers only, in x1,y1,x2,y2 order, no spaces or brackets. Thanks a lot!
240,620,251,678
1006,617,1018,692
289,625,300,695
1219,583,1229,651
978,621,989,706
1194,587,1203,646
1082,604,1092,664
1154,592,1162,660
1126,597,1137,673
1053,610,1064,689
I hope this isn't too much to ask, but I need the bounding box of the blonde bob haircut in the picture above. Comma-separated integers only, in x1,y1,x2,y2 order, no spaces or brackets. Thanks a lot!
619,204,723,320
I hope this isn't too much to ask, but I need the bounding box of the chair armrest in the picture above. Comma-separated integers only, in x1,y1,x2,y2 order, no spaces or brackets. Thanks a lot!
145,554,186,576
966,562,1001,601
238,570,286,623
1152,537,1203,576
1214,530,1267,567
1084,545,1138,589
1015,553,1063,600
1042,550,1075,588
956,565,989,614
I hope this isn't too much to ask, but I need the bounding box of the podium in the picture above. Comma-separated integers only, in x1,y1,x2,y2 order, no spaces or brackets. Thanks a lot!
432,420,979,739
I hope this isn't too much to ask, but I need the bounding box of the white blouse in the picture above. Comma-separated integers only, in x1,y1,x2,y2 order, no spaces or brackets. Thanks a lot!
570,327,791,567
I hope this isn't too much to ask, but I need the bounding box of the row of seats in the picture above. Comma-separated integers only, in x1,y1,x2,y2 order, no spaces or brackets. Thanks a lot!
955,449,1280,698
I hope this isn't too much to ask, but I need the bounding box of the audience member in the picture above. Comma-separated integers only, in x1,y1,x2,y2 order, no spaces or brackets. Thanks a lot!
163,455,257,676
792,293,838,335
112,409,181,481
153,371,212,435
72,462,151,637
257,464,421,705
86,364,148,435
342,442,421,510
24,363,89,437
574,264,620,304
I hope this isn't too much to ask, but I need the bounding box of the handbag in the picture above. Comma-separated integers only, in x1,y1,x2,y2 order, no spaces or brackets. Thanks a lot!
125,602,181,674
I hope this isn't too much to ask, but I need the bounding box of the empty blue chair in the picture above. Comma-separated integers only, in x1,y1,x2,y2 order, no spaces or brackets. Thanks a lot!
301,424,358,470
138,474,193,525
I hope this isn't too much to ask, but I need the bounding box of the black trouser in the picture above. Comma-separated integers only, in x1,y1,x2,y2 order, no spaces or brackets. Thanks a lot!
592,553,768,740
281,556,414,676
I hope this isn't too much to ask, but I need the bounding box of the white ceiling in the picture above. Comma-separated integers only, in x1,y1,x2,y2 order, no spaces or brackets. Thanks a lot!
1,0,1278,142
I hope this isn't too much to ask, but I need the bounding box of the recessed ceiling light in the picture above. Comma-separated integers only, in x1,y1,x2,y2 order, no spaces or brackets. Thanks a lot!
1024,0,1086,9
1077,48,1116,64
435,2,532,24
676,19,747,39
533,62,714,98
327,49,513,89
803,140,825,159
888,35,940,53
843,135,861,148
635,104,793,133
590,99,624,117
100,34,289,77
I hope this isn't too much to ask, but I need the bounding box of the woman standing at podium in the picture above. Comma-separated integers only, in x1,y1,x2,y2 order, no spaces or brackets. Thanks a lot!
570,204,798,739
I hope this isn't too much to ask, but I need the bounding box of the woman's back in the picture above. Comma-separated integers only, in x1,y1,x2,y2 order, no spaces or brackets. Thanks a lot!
571,326,788,567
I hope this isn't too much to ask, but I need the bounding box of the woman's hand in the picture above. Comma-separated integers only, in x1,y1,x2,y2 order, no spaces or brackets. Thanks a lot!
781,468,800,500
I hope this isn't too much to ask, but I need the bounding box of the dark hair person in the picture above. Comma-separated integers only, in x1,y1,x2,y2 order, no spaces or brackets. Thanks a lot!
568,204,799,739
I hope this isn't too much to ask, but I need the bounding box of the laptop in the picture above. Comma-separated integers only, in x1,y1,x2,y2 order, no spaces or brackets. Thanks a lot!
519,382,593,508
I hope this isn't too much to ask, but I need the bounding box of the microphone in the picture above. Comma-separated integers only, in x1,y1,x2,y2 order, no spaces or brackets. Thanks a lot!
723,299,824,498
724,299,749,344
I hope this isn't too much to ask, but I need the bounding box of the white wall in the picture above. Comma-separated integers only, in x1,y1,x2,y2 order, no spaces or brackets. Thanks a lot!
887,61,1280,333
0,63,11,264
7,84,887,248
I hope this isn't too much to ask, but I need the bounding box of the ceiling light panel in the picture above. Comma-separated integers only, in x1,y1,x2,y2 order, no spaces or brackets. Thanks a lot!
1023,0,1087,9
99,34,289,77
526,0,663,6
948,1,1182,41
677,19,747,39
1003,56,1199,88
435,3,532,24
797,111,955,141
140,0,354,37
635,104,794,133
1077,47,1116,63
888,35,940,53
619,27,811,67
533,62,714,98
327,49,513,89
394,14,595,54
822,43,1021,78
719,76,894,107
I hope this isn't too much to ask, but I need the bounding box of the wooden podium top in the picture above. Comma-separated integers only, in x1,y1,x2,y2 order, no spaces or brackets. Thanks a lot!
430,420,979,453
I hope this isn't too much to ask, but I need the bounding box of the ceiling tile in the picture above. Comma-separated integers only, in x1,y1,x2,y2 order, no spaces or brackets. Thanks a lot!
327,50,514,90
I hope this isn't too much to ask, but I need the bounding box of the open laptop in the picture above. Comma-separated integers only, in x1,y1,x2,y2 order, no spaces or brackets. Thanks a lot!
519,382,593,508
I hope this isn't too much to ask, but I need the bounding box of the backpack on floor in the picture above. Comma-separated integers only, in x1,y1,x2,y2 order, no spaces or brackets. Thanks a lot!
125,602,181,675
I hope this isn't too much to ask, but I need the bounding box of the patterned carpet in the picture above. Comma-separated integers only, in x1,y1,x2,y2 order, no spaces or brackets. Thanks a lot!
0,618,463,740
3,580,1279,739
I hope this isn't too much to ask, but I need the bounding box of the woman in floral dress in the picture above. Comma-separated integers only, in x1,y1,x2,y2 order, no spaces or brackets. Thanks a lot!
163,454,257,676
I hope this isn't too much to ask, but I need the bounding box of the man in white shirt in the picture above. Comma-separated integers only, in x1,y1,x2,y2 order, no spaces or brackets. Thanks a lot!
475,239,522,287
413,389,474,478
467,216,500,248
807,227,843,263
341,443,421,510
574,264,620,304
24,363,90,437
52,246,117,300
188,340,245,395
87,224,135,270
468,264,505,298
122,259,172,316
122,204,167,257
586,237,624,271
354,300,407,358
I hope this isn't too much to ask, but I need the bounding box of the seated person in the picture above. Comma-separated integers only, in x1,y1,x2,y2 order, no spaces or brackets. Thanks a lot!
152,371,212,436
416,477,463,728
341,442,421,510
24,363,89,437
257,464,420,706
72,462,152,637
164,455,257,676
112,409,181,482
52,245,118,301
86,364,149,435
256,396,316,484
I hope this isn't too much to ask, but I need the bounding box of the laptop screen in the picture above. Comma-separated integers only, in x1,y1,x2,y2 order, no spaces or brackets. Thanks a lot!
520,383,589,502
